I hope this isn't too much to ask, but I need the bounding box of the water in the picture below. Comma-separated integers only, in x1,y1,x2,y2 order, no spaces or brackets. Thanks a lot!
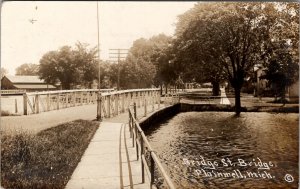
145,112,299,189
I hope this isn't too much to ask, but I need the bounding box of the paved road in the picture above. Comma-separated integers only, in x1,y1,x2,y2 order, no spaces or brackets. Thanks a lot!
1,104,98,134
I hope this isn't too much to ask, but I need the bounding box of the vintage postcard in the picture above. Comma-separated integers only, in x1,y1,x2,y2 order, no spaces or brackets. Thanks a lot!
1,1,299,189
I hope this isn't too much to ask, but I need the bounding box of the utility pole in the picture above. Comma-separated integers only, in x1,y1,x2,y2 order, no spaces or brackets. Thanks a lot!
96,1,102,121
109,49,129,90
97,2,101,90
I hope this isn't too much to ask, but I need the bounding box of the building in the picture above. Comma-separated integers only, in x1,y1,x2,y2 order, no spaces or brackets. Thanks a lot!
254,66,299,99
1,75,57,92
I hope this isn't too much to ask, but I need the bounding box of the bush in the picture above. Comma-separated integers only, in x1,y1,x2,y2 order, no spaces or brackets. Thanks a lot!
1,120,99,189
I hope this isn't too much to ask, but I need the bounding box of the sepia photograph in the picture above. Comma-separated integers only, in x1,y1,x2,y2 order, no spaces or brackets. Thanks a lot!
0,1,299,189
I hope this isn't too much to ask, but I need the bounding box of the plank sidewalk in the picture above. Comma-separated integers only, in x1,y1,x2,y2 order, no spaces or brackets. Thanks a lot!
65,104,163,189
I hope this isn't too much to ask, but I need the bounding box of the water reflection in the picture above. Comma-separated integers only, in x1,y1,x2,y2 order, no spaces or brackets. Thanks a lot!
145,112,298,189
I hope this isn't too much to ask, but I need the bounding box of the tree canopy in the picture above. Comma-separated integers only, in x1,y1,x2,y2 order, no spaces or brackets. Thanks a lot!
38,43,97,89
16,63,39,76
172,2,299,114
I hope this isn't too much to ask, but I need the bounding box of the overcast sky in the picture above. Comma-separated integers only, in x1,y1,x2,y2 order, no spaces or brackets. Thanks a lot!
1,1,196,75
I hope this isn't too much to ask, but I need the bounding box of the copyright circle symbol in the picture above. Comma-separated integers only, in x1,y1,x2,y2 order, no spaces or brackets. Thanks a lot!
284,174,294,183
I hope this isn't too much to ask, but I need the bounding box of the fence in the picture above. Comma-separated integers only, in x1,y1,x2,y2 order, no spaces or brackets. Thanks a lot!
128,104,176,189
23,89,114,115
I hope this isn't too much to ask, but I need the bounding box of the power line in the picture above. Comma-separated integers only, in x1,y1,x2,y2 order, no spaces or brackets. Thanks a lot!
109,49,129,90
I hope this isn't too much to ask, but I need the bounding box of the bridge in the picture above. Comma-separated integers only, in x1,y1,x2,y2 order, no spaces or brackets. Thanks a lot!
2,87,231,189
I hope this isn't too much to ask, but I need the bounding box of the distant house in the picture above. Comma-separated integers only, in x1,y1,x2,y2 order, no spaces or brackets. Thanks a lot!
254,66,299,98
1,75,57,92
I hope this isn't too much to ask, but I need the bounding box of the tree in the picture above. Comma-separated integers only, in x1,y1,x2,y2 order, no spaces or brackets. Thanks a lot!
15,63,39,75
1,68,8,78
263,44,299,103
119,34,172,89
173,2,298,114
38,43,97,89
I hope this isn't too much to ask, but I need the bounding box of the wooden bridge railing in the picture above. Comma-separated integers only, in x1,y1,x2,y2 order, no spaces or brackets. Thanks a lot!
129,104,176,189
23,89,114,115
22,88,180,116
96,88,161,120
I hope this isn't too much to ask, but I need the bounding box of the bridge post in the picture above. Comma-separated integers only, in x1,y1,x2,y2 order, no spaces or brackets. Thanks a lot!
135,126,139,160
133,102,137,120
158,91,161,110
56,93,60,110
73,92,76,107
144,99,147,117
141,138,145,183
150,154,155,188
66,93,69,108
121,93,125,113
107,95,111,118
47,94,50,111
15,99,18,113
137,91,141,108
80,92,83,106
23,94,27,115
129,111,132,138
96,92,102,121
115,94,119,115
152,92,154,112
35,94,39,114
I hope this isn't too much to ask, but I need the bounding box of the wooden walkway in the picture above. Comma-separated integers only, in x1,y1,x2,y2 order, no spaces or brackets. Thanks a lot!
65,105,162,189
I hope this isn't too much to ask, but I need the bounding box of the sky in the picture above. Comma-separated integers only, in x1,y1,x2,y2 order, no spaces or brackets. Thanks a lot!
1,1,196,75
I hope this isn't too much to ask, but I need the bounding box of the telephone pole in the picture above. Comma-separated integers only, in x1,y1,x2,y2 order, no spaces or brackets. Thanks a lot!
109,49,129,90
96,1,102,121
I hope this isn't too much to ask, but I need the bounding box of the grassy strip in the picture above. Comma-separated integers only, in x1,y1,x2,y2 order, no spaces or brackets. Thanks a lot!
1,119,99,189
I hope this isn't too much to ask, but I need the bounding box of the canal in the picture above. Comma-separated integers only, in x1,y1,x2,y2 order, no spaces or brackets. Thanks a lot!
145,112,298,189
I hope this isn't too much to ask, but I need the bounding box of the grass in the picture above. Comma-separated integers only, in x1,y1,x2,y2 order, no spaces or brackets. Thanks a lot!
1,119,99,189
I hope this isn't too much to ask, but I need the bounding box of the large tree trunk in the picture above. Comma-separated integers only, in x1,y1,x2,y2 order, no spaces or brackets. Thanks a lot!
165,84,168,94
234,87,241,115
212,81,220,96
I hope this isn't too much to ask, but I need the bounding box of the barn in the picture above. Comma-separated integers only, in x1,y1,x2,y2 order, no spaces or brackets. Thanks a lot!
1,75,57,92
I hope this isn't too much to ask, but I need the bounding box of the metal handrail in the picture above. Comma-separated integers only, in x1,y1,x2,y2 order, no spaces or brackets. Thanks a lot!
128,106,176,189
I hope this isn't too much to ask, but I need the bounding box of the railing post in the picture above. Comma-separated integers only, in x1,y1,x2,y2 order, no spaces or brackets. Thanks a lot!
144,99,147,117
73,92,76,107
57,93,60,110
35,94,39,114
129,111,132,138
107,95,111,118
152,94,154,112
138,91,141,108
47,94,50,111
122,93,125,113
87,92,90,104
115,94,118,115
66,93,69,108
133,102,137,120
141,137,145,183
132,117,135,147
136,126,139,160
23,94,27,115
80,91,83,105
158,91,161,110
15,99,18,113
97,92,102,121
150,153,155,188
